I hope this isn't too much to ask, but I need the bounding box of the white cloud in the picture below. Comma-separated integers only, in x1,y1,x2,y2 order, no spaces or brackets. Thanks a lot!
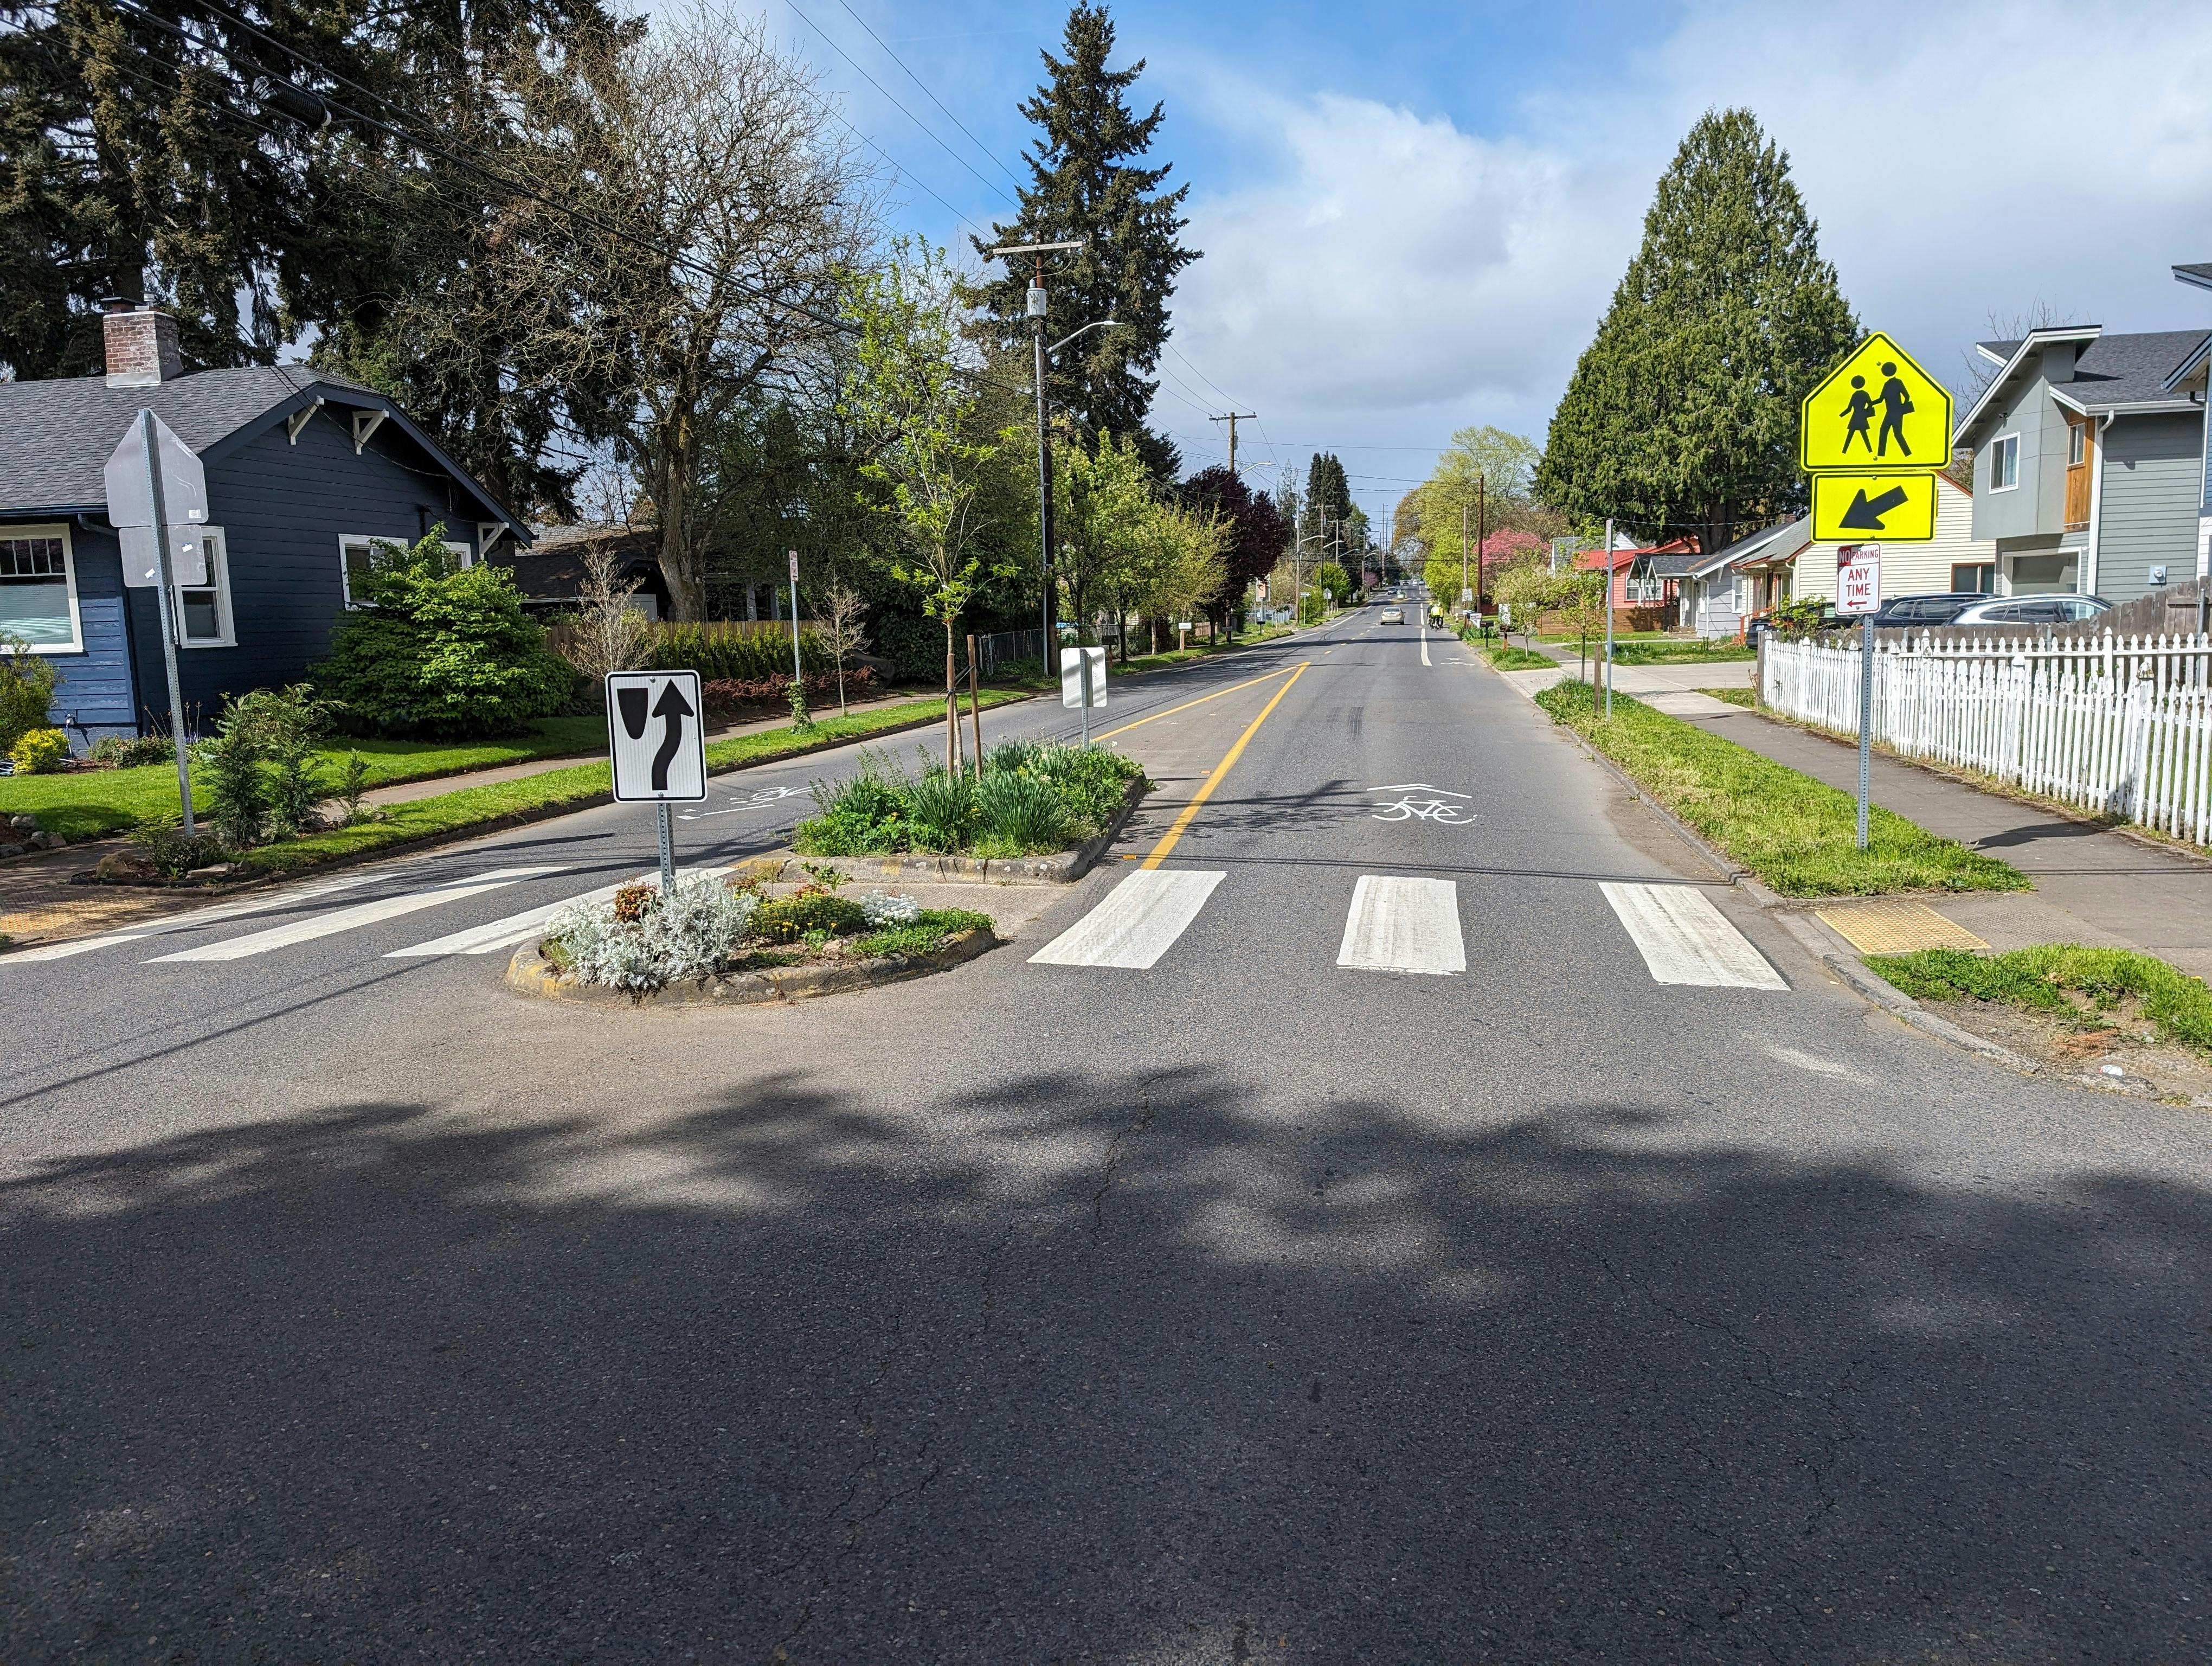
1166,0,2212,496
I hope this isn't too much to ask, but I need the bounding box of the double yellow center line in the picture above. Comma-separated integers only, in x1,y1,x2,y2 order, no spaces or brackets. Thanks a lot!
1139,662,1310,868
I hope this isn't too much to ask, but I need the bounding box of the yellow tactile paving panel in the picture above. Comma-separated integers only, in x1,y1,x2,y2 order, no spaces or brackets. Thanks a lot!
1815,899,1989,954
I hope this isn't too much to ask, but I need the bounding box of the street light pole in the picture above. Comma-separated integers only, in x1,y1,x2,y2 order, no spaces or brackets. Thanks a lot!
986,238,1086,677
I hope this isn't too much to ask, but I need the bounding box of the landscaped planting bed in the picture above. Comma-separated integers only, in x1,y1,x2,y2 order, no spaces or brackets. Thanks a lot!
519,869,995,1003
793,740,1146,860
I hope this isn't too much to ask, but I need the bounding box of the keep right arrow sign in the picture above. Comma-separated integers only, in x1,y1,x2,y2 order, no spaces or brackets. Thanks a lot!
1811,471,1938,542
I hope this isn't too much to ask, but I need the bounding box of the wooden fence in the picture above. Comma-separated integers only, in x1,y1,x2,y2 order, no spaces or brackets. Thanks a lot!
1761,631,2212,848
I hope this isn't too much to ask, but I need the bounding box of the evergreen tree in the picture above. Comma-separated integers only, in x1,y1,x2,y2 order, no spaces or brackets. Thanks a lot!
1300,452,1352,549
968,3,1197,479
1535,108,1857,551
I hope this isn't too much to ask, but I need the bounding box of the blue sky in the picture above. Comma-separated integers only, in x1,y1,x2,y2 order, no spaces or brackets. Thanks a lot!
742,0,2212,529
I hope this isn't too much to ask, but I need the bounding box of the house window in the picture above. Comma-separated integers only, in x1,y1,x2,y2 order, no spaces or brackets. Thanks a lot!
0,528,80,653
1951,562,1996,594
2067,424,2086,466
339,533,472,606
1990,433,2020,491
177,527,234,647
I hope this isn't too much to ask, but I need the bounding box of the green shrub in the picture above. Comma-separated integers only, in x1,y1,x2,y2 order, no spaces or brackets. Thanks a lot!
650,621,829,683
194,720,270,850
314,527,576,736
1014,742,1142,829
128,816,227,880
89,733,174,767
8,725,68,773
905,767,975,852
795,751,910,853
1,632,57,752
751,892,867,943
853,907,994,959
976,770,1070,850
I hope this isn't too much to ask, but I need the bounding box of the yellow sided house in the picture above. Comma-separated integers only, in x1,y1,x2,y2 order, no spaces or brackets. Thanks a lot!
1788,473,1998,607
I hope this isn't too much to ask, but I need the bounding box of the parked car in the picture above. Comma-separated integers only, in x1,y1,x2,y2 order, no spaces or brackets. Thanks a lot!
1949,594,2113,626
1872,592,1989,627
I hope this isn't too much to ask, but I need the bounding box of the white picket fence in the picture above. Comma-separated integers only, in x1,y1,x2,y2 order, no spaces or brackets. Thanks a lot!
1761,632,2212,848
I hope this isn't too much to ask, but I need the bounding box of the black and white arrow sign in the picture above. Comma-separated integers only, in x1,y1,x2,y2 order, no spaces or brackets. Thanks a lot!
606,670,707,802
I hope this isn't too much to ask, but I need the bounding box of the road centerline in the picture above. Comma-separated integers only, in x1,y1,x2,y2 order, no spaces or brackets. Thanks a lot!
1139,661,1311,869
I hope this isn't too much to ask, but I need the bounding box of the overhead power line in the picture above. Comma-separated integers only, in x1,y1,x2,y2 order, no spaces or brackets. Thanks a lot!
826,0,1027,196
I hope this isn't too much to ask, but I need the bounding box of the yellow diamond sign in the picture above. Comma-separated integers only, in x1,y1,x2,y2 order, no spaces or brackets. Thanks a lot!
1810,471,1938,542
1800,332,1952,473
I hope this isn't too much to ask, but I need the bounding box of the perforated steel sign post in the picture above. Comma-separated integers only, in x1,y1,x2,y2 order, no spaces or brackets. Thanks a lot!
607,669,706,894
1835,544,1882,851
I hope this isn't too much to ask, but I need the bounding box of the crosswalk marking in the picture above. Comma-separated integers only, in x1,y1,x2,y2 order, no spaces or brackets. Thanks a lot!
385,865,730,958
1337,875,1464,975
0,874,381,963
145,866,567,964
1028,869,1224,970
1599,882,1787,990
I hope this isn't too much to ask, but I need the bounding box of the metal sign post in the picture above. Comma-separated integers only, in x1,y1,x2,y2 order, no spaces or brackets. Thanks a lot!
105,410,210,835
787,548,803,693
606,669,708,895
1837,543,1883,850
1061,645,1105,747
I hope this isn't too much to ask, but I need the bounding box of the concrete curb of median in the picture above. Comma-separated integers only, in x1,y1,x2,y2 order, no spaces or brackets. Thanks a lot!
504,925,998,1008
1816,951,2043,1076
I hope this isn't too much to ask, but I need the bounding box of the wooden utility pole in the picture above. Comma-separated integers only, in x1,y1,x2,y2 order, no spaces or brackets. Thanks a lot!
1208,412,1259,477
1476,476,1487,613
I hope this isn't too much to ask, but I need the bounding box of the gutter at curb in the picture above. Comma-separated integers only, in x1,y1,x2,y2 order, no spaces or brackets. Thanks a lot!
505,924,998,1007
1818,950,2043,1075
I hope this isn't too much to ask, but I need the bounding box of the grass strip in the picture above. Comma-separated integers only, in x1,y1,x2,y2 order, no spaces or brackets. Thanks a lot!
1696,687,1758,709
1484,645,1557,671
1606,640,1756,665
1535,678,2026,898
0,715,612,839
242,695,1025,876
1869,945,2212,1056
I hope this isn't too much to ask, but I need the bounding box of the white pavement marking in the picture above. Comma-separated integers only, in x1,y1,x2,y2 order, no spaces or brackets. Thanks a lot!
385,865,730,957
1028,869,1224,970
1599,882,1787,990
145,867,567,963
1336,875,1465,976
1419,617,1432,667
0,874,382,963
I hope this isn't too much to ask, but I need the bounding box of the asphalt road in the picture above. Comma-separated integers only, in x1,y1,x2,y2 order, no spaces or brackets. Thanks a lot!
4,606,2208,1663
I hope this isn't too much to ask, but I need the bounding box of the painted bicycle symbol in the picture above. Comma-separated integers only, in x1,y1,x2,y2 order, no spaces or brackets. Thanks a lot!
1367,782,1477,824
679,781,812,822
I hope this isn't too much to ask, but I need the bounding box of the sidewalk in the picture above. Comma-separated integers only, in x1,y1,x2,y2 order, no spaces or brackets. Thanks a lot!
1499,657,2212,980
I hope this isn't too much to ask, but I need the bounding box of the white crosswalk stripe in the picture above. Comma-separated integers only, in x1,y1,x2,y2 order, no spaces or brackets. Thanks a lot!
1599,882,1787,990
385,866,730,957
1337,875,1464,975
0,874,382,963
145,866,567,963
1028,868,1224,970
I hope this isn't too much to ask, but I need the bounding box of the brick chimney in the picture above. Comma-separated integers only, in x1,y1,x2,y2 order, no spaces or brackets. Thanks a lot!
103,303,183,388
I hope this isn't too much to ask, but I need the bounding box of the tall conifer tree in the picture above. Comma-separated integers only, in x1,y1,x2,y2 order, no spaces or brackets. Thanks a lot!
1535,109,1857,551
969,3,1197,479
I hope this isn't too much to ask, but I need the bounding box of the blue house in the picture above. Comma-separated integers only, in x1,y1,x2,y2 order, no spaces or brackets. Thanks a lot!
0,305,528,749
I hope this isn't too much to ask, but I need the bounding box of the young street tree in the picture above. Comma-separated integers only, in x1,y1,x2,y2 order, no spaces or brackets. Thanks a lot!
819,578,869,717
967,2,1198,479
842,240,1008,768
1536,108,1858,553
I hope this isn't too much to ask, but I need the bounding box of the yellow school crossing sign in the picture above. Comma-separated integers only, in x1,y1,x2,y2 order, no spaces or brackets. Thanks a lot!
1799,332,1951,474
1809,471,1938,542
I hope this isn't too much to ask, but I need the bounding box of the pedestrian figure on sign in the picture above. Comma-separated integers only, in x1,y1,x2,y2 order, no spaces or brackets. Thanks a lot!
1875,362,1914,457
1838,376,1876,455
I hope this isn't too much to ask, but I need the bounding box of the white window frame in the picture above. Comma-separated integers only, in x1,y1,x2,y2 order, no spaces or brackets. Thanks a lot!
175,525,235,648
0,522,82,655
338,532,473,607
1989,432,2021,491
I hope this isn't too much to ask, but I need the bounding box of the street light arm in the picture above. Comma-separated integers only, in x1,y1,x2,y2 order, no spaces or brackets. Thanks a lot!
1049,318,1119,357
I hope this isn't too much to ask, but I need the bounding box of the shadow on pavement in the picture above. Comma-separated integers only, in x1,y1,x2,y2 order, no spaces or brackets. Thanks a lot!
2,1072,2204,1662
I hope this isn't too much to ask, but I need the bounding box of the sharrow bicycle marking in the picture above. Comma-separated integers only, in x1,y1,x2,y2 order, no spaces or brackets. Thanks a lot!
145,866,568,963
387,866,731,958
1028,869,1225,970
1336,875,1465,976
1367,783,1476,824
0,873,382,963
1599,882,1787,990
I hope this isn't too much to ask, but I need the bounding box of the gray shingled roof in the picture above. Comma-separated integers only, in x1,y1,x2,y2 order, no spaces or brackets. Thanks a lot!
2052,329,2211,409
2175,262,2212,291
1687,517,1807,576
1645,550,1701,578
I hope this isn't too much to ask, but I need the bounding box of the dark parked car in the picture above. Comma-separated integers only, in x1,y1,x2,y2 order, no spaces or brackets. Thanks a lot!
1872,592,1988,626
1949,594,2113,626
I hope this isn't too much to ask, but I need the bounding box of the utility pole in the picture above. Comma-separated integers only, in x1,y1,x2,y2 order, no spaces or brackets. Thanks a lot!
1208,411,1258,477
986,238,1086,675
1461,503,1469,616
1475,476,1487,614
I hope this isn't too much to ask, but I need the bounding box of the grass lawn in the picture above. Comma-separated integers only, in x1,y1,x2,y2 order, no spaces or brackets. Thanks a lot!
1697,687,1759,709
1869,945,2212,1056
1535,679,2027,898
1537,629,1673,644
1606,640,1757,666
1485,645,1558,671
1,715,610,840
246,695,1027,876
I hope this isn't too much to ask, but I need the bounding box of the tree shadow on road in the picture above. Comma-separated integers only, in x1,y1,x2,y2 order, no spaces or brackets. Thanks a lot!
2,1072,2205,1663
